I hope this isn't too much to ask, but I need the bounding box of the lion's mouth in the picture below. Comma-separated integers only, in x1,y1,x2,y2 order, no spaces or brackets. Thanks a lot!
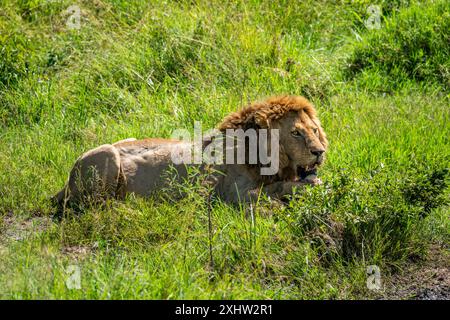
298,165,317,179
294,164,322,185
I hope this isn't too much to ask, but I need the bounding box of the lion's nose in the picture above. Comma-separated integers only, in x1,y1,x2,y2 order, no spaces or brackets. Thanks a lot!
311,150,324,157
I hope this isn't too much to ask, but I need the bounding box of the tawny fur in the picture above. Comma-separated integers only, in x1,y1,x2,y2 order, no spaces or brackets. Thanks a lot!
219,95,327,148
53,95,328,212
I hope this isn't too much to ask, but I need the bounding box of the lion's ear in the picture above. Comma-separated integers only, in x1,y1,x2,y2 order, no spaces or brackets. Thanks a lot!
243,114,263,130
218,105,269,131
218,112,259,131
253,112,270,129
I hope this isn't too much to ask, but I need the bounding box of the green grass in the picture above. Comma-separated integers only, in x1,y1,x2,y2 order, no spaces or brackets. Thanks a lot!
0,0,449,299
345,0,450,91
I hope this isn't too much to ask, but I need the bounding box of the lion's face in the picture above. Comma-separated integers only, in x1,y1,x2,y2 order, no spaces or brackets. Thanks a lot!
218,95,328,182
274,110,327,181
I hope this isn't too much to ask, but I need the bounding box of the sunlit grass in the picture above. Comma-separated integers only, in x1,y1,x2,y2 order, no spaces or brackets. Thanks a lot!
0,0,448,299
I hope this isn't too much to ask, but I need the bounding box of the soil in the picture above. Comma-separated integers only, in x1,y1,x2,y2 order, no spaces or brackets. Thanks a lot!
0,212,51,243
377,245,450,300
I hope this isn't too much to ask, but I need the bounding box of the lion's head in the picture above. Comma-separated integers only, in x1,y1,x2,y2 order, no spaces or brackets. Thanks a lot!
218,95,328,183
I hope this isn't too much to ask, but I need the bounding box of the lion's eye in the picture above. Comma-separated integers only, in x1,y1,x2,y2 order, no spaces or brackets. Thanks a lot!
291,130,303,138
313,128,318,134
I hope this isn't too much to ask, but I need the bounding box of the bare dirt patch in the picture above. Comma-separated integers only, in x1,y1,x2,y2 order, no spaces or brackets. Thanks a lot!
381,245,449,300
0,212,52,244
61,245,92,260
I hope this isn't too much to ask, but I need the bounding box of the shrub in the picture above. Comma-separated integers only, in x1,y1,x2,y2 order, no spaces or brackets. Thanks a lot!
345,0,450,90
281,162,449,264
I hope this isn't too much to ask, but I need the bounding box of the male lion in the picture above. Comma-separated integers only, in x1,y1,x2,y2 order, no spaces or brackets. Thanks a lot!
53,95,328,212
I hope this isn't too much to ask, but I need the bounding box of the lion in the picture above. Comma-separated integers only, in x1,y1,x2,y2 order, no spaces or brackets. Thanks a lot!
53,95,328,212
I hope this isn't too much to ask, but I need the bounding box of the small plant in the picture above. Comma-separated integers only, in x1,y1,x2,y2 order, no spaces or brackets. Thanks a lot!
402,166,449,215
281,163,449,264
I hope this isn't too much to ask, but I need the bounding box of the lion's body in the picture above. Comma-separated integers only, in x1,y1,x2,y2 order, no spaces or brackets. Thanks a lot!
54,139,190,207
53,96,328,212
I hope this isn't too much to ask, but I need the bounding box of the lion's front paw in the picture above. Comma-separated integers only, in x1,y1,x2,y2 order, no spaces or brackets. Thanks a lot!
304,174,322,185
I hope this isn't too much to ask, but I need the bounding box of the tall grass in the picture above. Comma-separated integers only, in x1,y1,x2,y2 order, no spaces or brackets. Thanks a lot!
0,0,448,299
